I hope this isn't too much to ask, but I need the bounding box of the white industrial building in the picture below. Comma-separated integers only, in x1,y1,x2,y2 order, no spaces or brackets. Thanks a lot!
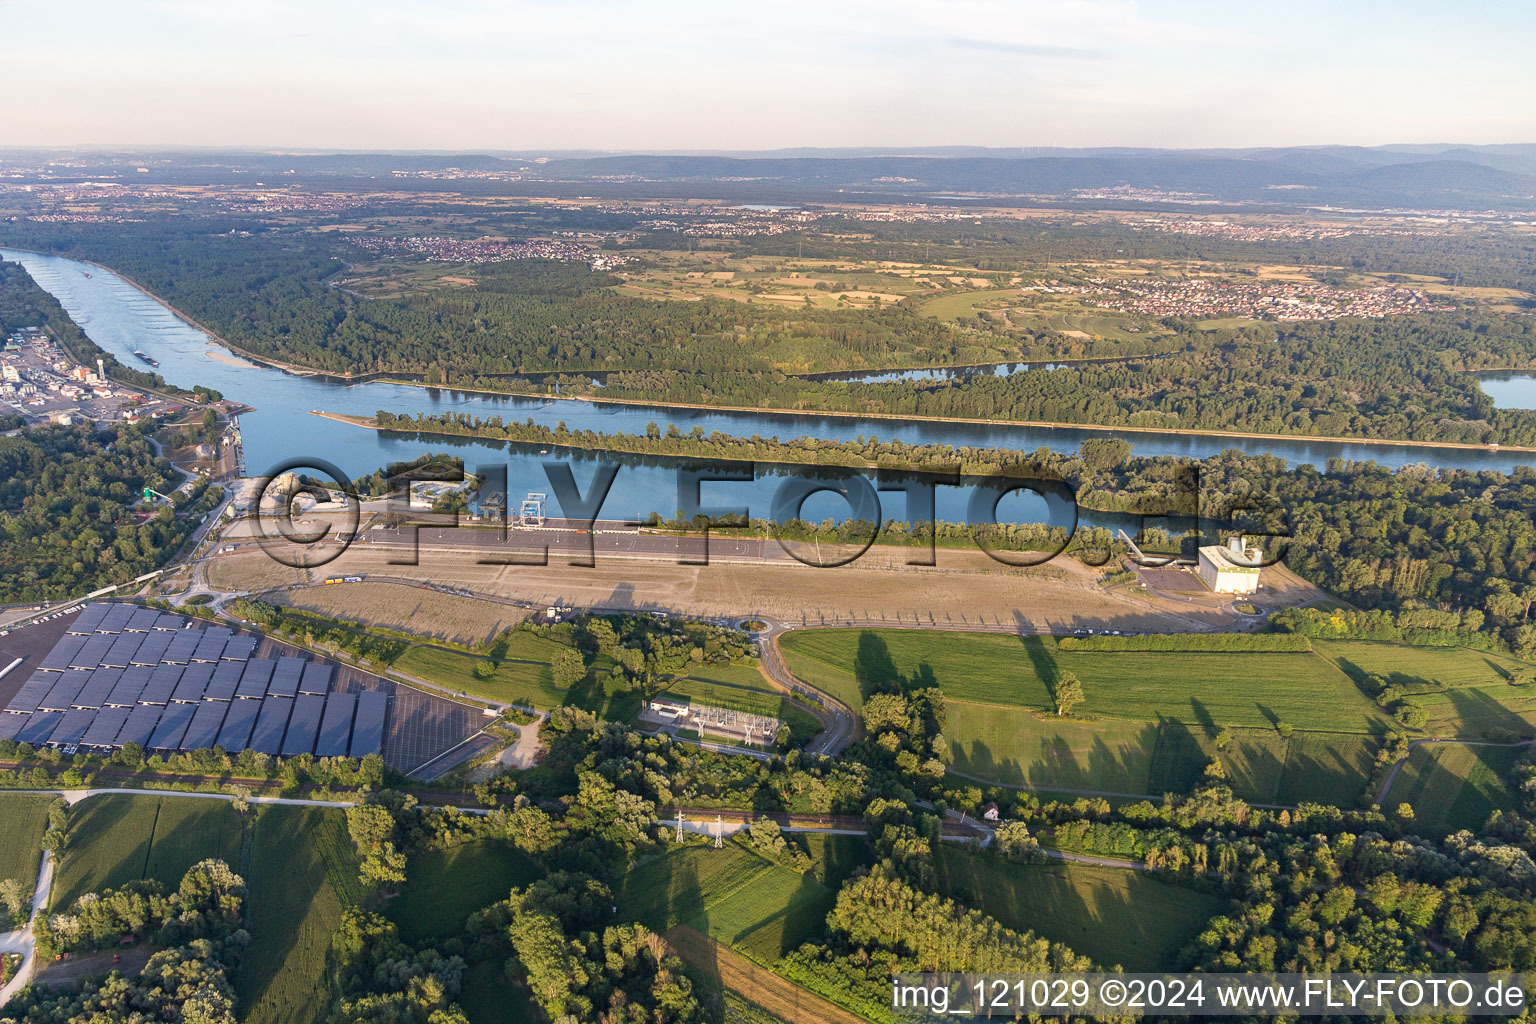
1197,537,1263,594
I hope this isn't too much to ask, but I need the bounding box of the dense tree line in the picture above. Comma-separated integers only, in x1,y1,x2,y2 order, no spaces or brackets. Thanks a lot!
0,424,211,601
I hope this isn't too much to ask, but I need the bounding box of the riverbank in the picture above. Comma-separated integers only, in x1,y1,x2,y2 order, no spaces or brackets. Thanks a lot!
367,381,1536,455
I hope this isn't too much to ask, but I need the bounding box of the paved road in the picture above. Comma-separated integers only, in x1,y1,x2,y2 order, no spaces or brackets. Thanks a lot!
0,850,55,1008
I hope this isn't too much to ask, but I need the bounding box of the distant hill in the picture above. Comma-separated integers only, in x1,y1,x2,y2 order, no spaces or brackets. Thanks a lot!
3,143,1533,209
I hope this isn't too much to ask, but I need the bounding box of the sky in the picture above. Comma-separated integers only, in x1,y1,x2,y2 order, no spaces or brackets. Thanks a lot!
2,0,1533,151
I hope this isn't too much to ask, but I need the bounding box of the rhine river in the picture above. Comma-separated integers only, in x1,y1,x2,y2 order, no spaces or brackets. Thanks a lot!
4,248,1531,525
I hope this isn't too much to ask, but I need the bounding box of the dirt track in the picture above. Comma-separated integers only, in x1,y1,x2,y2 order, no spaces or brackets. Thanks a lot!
664,925,868,1024
203,541,1306,635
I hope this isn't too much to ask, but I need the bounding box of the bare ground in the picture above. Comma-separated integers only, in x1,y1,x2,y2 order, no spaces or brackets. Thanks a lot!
270,581,529,646
203,541,1317,634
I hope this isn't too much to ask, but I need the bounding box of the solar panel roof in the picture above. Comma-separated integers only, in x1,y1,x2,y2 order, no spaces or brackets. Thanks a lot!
163,632,202,664
5,673,56,714
206,661,245,701
268,658,304,698
192,636,227,663
139,664,183,705
40,634,87,671
82,707,130,747
349,689,388,758
72,669,121,709
153,612,186,631
102,633,146,668
215,698,261,753
298,662,333,696
281,693,326,756
17,711,62,745
248,697,294,755
97,604,136,633
221,636,257,662
0,714,26,742
147,702,196,750
315,691,356,757
51,707,97,745
39,674,89,713
180,701,229,750
204,626,233,641
130,631,173,665
70,634,116,669
126,608,161,632
171,662,214,703
240,659,279,699
115,704,162,748
69,604,109,634
105,665,153,707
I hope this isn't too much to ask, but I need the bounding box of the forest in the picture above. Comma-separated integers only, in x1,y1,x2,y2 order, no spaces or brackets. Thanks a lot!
8,218,1536,444
0,424,210,601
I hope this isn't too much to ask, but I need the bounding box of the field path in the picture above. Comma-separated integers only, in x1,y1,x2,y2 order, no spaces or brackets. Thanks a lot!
1375,737,1535,805
0,850,54,1008
664,925,871,1024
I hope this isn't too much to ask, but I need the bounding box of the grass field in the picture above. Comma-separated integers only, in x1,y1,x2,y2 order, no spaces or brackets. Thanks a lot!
780,629,1386,731
1317,641,1536,739
1318,640,1535,691
393,644,567,708
620,845,835,965
0,794,52,910
934,848,1222,970
238,806,363,1024
945,700,1157,792
52,794,242,910
387,840,541,945
1146,725,1376,805
1382,743,1521,832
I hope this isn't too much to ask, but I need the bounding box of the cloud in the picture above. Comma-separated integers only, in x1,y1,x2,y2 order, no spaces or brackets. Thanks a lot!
944,37,1106,59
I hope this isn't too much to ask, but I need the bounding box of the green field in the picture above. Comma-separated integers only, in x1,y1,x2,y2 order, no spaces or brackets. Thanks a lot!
1382,743,1521,832
1147,725,1376,805
780,629,1385,731
52,794,242,910
620,844,836,965
934,848,1222,970
387,840,541,944
1318,640,1534,691
1318,641,1536,739
238,806,363,1024
394,644,567,708
0,794,52,910
945,701,1158,792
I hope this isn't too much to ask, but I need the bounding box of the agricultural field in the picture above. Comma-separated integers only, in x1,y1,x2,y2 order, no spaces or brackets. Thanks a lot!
1382,743,1522,833
780,629,1386,731
0,793,53,906
934,848,1223,971
1147,725,1376,805
51,794,242,911
238,806,364,1024
1317,641,1536,739
1318,640,1535,691
387,840,541,945
620,844,836,965
944,701,1158,793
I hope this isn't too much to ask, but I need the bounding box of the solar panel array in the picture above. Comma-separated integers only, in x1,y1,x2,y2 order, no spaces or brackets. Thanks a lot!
2,604,388,759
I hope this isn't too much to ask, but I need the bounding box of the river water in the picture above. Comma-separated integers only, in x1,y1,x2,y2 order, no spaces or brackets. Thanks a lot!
4,248,1530,526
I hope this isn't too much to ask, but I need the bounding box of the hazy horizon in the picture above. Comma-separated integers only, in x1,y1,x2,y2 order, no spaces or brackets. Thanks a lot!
3,0,1533,152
